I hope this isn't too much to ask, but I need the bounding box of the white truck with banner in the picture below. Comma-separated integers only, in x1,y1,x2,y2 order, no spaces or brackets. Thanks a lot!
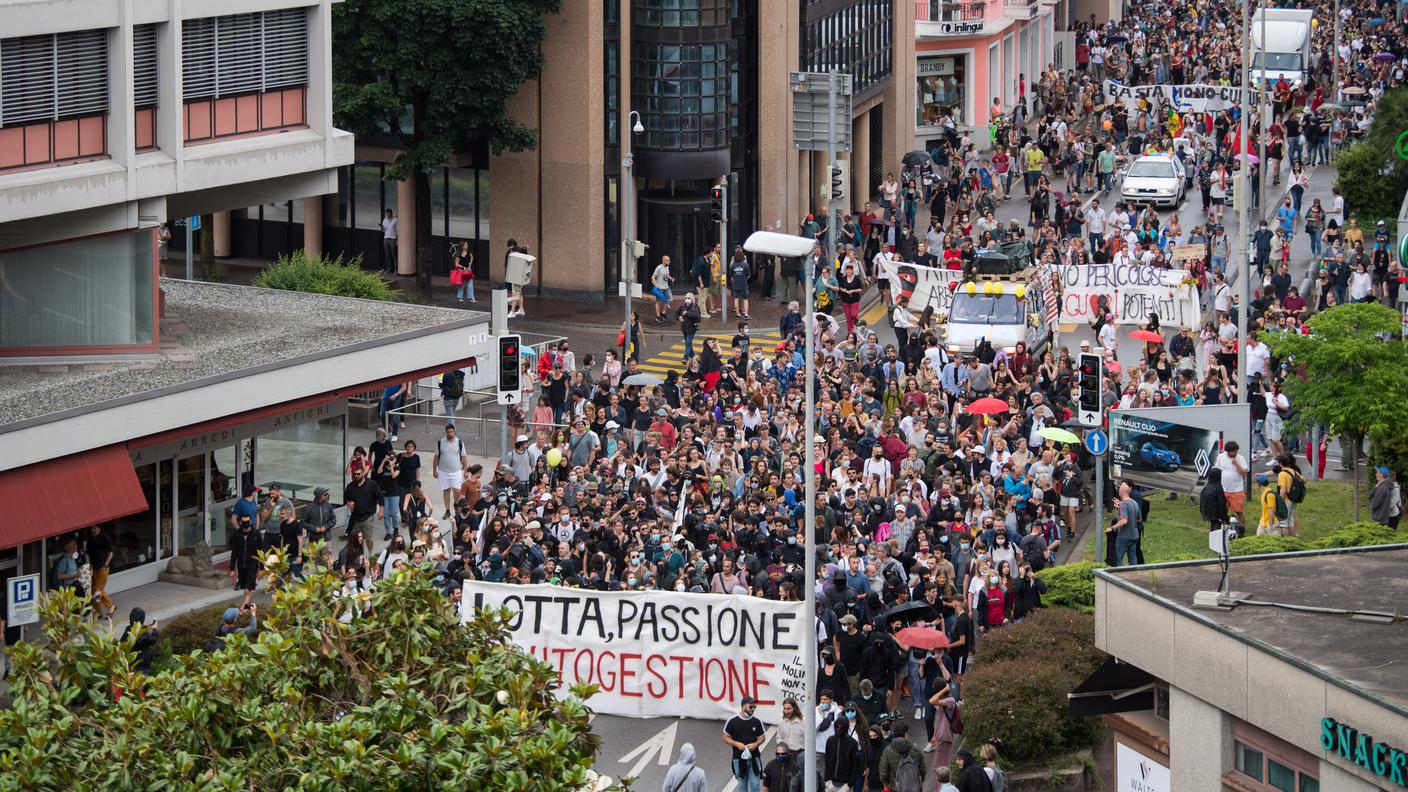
881,259,1059,354
461,581,807,722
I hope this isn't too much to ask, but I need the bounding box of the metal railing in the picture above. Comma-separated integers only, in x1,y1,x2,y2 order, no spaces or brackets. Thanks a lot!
915,0,986,22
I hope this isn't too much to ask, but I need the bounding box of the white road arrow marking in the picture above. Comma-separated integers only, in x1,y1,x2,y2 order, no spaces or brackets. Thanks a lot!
617,721,679,779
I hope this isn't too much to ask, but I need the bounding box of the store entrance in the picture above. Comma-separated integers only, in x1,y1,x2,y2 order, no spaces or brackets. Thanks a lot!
639,193,714,285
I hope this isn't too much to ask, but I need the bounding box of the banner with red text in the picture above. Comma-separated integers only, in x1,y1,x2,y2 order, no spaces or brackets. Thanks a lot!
1053,263,1201,328
461,581,808,722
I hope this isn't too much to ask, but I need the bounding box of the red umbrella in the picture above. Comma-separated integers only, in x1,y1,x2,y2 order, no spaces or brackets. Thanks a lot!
896,626,950,651
1129,329,1164,343
966,397,1010,415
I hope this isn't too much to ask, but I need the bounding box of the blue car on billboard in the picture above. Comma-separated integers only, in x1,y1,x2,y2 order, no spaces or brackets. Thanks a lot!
1138,441,1181,471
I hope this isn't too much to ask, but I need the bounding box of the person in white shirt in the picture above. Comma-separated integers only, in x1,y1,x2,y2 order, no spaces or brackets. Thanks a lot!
650,256,675,322
1263,382,1290,459
1215,441,1250,526
1085,203,1106,249
380,210,398,274
1245,334,1271,380
862,447,893,496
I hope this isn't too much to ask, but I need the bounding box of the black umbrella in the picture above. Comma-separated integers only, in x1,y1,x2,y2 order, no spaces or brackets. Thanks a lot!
903,149,932,167
884,600,937,624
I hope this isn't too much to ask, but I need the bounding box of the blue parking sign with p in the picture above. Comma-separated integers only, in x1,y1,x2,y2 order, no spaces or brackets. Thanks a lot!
7,573,40,626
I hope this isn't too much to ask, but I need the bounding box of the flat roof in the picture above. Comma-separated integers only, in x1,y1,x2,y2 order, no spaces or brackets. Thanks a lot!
0,278,486,430
1102,546,1408,712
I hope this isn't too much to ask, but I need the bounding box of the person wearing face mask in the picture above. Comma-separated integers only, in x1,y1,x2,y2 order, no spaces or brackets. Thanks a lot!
949,537,974,592
975,569,1010,633
761,740,797,792
723,696,766,792
824,712,863,792
989,532,1017,581
819,647,851,706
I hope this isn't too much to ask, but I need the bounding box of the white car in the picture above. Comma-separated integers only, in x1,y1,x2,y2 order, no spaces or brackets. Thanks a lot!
1121,154,1186,208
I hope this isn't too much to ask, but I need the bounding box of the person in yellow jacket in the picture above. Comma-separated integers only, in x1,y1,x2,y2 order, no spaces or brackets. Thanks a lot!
1254,473,1287,536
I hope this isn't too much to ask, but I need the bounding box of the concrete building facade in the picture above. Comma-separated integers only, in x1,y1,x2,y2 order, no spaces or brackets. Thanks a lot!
1088,548,1408,792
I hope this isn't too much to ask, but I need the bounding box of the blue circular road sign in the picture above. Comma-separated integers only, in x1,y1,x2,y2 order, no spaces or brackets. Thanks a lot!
1085,429,1109,455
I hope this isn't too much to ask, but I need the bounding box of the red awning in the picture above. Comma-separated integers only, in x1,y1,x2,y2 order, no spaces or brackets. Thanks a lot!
0,444,148,549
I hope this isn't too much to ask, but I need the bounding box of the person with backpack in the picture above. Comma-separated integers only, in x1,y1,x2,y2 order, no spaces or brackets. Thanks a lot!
979,743,1008,792
439,367,465,428
1275,455,1307,536
1254,473,1288,536
954,748,993,792
660,742,707,792
878,721,926,792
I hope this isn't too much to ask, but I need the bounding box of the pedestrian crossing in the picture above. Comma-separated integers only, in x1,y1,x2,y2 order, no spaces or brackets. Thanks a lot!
635,330,784,375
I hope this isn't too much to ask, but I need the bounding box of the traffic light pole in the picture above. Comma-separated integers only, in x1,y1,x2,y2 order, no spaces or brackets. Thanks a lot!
1094,456,1105,564
720,179,729,323
825,70,839,278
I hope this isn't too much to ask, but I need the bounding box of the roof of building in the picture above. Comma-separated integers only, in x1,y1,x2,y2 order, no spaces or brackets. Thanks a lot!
1102,546,1408,712
0,279,486,430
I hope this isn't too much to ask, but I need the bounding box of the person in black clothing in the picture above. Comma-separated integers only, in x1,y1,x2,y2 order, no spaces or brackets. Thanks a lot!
229,516,263,609
819,647,851,705
274,501,307,580
1009,563,1047,621
824,716,862,791
122,607,161,673
342,465,384,546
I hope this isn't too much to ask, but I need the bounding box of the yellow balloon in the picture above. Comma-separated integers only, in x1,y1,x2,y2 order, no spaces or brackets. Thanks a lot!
1014,285,1027,299
964,281,977,295
985,282,999,295
546,448,562,467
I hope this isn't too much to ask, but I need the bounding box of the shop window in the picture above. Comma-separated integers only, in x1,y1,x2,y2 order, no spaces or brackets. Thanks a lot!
1235,741,1263,782
108,463,158,573
255,415,345,506
917,56,966,127
1299,776,1318,792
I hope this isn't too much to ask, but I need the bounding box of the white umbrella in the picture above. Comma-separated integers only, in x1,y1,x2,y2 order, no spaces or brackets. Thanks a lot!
622,373,663,386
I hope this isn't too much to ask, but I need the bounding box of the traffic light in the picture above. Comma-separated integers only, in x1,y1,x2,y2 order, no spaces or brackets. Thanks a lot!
709,186,724,223
498,334,521,395
1077,352,1103,427
830,163,844,200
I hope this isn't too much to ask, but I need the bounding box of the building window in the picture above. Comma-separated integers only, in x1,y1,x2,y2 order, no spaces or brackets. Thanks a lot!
802,0,892,96
633,43,729,150
917,55,966,127
633,0,728,27
0,30,110,171
1235,742,1264,781
181,10,308,144
606,41,619,147
107,463,158,573
134,23,159,150
0,229,155,353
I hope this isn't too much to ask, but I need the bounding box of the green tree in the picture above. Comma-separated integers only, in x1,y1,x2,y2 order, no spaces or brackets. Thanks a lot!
1334,89,1408,231
0,551,610,791
1263,303,1408,520
332,0,561,302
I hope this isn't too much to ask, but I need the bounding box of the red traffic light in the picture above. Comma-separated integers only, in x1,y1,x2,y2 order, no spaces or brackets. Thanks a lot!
711,187,723,201
504,345,516,356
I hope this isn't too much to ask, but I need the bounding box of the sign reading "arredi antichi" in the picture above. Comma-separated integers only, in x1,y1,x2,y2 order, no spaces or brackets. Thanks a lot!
1320,717,1407,787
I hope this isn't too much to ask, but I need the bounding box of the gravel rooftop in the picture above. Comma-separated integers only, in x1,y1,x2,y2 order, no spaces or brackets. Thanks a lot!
0,279,483,429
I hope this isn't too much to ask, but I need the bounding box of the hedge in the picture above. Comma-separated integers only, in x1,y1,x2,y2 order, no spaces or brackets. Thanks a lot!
252,250,399,301
1230,522,1402,556
1034,562,1103,613
960,609,1105,763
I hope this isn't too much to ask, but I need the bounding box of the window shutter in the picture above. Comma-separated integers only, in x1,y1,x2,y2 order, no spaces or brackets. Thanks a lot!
181,17,216,100
262,8,307,91
1,35,58,126
133,24,158,107
215,13,262,97
56,29,109,118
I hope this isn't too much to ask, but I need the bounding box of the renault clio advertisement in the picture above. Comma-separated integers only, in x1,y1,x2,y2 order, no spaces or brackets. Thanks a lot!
1110,412,1223,493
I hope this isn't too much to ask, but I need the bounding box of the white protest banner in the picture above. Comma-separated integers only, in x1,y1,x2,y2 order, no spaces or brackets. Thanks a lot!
461,581,807,722
881,260,963,315
1103,79,1245,113
1055,264,1200,327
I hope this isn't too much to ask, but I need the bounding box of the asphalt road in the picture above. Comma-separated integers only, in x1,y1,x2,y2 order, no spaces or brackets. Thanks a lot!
591,713,769,791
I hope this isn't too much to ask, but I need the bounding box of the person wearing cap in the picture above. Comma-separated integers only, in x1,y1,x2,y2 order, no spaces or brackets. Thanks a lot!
567,418,600,468
1254,473,1287,536
502,434,534,481
215,603,258,643
1370,466,1400,528
229,507,264,609
304,486,338,545
723,696,766,791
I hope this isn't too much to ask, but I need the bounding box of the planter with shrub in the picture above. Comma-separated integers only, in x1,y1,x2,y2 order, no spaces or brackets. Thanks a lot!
252,251,399,301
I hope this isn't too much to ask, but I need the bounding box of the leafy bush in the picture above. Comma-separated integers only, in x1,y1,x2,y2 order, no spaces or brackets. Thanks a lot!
1229,535,1310,556
0,556,606,790
1311,522,1402,549
961,610,1105,763
252,250,399,301
1035,562,1103,614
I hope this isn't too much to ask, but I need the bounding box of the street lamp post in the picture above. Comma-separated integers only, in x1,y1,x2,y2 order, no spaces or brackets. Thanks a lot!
743,230,819,792
1237,0,1252,405
621,111,644,364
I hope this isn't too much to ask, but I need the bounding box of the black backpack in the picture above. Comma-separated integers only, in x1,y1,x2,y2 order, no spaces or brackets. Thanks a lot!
1286,471,1306,504
444,372,465,399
